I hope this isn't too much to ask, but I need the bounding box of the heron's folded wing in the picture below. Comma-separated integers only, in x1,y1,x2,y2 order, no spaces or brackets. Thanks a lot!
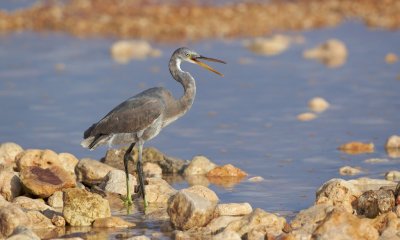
90,97,163,135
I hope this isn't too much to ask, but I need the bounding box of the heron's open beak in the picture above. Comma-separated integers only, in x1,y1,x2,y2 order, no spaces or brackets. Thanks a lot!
192,56,226,76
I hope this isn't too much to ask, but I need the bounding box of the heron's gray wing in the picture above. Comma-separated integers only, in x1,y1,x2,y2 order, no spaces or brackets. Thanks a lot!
89,96,163,136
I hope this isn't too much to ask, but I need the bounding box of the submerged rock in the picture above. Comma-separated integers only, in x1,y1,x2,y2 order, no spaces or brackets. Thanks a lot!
245,35,290,56
308,97,330,113
92,216,135,228
303,39,347,68
297,112,317,121
357,189,395,218
75,158,115,186
110,40,161,63
0,170,22,201
0,142,23,166
206,164,247,177
213,230,241,240
338,141,375,154
63,188,111,226
339,166,362,176
385,53,398,64
183,155,217,176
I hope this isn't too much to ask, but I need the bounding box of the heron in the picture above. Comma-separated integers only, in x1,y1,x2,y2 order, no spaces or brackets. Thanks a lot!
81,47,225,208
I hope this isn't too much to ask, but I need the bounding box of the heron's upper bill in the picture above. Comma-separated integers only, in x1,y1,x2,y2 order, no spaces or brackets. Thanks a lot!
192,56,226,76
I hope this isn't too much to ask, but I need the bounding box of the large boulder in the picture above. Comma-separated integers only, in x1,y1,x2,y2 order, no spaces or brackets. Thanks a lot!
75,158,115,186
63,188,111,226
0,170,22,201
15,149,62,171
145,178,177,204
357,189,395,218
58,152,79,178
0,142,23,166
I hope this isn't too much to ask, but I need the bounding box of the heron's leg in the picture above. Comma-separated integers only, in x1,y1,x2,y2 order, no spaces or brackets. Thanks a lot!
123,142,135,206
137,140,148,208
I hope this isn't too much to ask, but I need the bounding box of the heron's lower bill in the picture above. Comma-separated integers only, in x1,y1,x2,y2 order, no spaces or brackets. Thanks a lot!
192,56,225,76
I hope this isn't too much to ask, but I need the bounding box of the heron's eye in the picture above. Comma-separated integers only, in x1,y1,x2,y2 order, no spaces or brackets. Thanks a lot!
186,53,190,57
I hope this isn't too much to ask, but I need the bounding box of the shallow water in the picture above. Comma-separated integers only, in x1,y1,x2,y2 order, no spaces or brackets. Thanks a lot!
1,21,400,237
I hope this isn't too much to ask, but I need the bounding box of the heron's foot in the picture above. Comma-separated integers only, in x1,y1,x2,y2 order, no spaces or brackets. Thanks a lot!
122,194,133,206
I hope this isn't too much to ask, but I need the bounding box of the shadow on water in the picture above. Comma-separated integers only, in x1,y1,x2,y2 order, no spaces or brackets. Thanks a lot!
0,21,400,237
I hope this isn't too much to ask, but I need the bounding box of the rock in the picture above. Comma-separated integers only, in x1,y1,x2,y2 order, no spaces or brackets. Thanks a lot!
185,174,210,187
213,230,241,240
58,152,79,177
248,176,264,182
185,185,219,202
297,112,317,121
13,196,53,211
15,149,61,172
385,135,400,149
395,205,400,218
303,39,347,68
348,177,397,192
145,178,177,204
126,235,151,240
357,189,395,218
315,178,362,213
98,169,136,197
143,162,162,178
312,209,379,240
0,142,23,166
0,170,22,201
339,166,362,176
0,205,31,237
386,148,400,158
364,158,389,164
110,40,161,63
51,215,66,227
206,164,247,177
0,194,11,208
308,97,330,113
20,166,76,198
385,53,398,64
26,210,55,229
245,35,290,56
103,146,187,174
48,191,63,208
63,188,111,226
92,216,135,228
224,208,286,238
338,141,375,154
75,158,115,186
167,189,217,230
7,226,40,240
214,203,252,217
385,170,400,181
183,155,217,176
207,176,245,188
205,216,242,234
373,212,400,240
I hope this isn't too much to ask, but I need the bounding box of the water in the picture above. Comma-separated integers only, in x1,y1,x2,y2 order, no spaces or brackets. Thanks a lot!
1,21,400,237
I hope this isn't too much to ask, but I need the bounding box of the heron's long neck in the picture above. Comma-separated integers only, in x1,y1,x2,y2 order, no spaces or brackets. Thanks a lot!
169,58,196,116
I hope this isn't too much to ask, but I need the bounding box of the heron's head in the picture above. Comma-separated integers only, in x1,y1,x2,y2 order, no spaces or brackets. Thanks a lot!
173,47,226,76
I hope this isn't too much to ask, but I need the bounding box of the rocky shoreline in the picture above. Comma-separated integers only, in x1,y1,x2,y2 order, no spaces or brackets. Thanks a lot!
0,141,400,239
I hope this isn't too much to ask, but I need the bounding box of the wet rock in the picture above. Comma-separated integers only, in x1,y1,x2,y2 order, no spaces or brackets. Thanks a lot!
167,188,217,230
47,191,63,208
248,176,264,182
103,146,187,174
27,210,56,230
297,112,317,121
75,158,115,186
207,176,245,188
51,215,66,227
63,188,111,226
385,53,398,64
110,40,161,63
0,205,31,237
143,162,162,178
205,216,242,234
385,170,400,181
58,152,79,177
214,203,252,217
338,141,375,154
127,235,151,240
357,189,395,218
213,230,241,240
185,174,210,187
0,142,23,166
348,177,397,192
245,35,290,56
98,169,136,197
13,196,53,211
185,185,219,202
15,149,61,172
308,97,330,113
387,148,400,158
339,166,362,176
7,226,40,240
206,164,247,177
92,216,135,228
183,155,217,176
303,39,347,68
20,165,76,198
312,209,379,240
315,178,362,213
385,135,400,149
145,177,177,204
224,208,286,238
0,170,22,201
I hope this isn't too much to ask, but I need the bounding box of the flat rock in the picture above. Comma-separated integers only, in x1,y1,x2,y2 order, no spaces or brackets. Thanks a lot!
15,149,62,172
13,196,53,211
183,155,217,176
47,191,63,208
167,189,217,230
145,178,177,204
20,165,76,198
312,208,379,240
0,142,23,166
0,170,22,201
93,216,135,228
98,169,136,197
248,176,264,182
224,208,286,238
0,205,31,237
63,188,111,226
185,185,219,202
7,226,40,240
75,158,115,186
214,203,252,217
206,164,247,177
315,178,362,213
357,189,395,218
338,141,374,154
143,162,162,178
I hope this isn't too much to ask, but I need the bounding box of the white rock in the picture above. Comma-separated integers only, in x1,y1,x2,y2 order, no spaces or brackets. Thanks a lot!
47,191,64,208
245,35,290,56
7,226,40,240
110,40,161,64
385,170,400,181
13,196,53,211
213,230,241,240
214,203,252,217
143,162,162,178
248,176,264,182
0,170,22,201
308,97,330,113
386,135,400,149
185,185,219,202
183,156,217,176
303,39,347,68
75,158,115,186
339,166,362,176
98,169,136,197
0,142,23,166
205,216,242,234
297,112,317,121
145,178,177,204
58,152,79,177
0,205,31,237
